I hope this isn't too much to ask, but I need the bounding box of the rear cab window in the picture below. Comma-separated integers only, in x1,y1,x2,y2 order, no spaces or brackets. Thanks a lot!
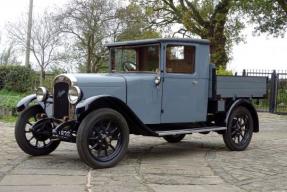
166,45,196,74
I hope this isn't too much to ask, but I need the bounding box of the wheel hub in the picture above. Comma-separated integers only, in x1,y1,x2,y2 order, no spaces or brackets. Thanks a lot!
32,122,52,141
96,133,112,148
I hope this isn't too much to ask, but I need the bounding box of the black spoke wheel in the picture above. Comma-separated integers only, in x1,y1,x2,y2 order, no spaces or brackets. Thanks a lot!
77,108,129,169
15,105,60,156
223,106,254,151
163,134,186,143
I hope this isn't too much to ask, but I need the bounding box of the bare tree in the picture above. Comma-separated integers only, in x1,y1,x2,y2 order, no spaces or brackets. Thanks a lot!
0,41,20,65
7,11,64,85
56,0,117,73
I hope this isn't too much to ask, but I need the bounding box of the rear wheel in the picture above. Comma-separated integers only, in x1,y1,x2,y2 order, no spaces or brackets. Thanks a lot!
15,105,60,156
77,108,129,169
163,134,186,143
223,106,254,151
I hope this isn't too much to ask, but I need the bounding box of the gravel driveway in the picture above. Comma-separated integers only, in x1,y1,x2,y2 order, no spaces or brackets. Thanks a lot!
0,113,286,192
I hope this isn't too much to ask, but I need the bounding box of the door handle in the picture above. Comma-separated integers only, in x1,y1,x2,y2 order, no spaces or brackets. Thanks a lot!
192,80,198,85
155,76,161,86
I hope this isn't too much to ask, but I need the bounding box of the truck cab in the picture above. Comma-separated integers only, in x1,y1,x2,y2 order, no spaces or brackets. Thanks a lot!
106,38,210,124
15,38,267,169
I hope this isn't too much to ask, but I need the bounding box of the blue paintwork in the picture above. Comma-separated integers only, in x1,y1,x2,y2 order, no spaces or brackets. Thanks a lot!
72,73,162,124
17,39,212,124
123,73,162,124
17,38,265,127
161,43,210,123
71,73,126,102
17,39,266,136
68,39,212,124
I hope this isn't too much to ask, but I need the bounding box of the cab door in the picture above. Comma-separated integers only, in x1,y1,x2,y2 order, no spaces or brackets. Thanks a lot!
111,44,163,125
161,43,209,123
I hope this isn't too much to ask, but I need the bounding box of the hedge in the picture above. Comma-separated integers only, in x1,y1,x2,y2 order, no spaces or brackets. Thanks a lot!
0,65,37,93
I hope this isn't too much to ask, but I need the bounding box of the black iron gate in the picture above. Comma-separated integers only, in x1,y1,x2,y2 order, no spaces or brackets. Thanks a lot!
242,69,287,114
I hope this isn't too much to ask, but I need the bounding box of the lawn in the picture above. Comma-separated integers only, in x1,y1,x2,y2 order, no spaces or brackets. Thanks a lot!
0,89,27,123
0,89,26,108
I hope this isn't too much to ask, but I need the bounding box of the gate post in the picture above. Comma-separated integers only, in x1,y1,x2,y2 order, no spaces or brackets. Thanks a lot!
242,69,246,76
269,70,278,113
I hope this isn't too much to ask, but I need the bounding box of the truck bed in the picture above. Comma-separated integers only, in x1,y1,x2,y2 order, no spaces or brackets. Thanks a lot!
216,76,268,98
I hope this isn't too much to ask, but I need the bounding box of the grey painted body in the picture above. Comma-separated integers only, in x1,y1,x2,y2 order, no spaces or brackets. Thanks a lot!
72,73,126,101
216,76,267,98
72,40,213,124
17,38,267,126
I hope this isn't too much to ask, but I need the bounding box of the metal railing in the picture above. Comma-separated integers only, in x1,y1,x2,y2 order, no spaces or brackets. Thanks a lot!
242,69,287,114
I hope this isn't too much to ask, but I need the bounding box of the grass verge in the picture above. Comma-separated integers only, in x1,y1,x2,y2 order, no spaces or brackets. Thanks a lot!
0,89,25,123
0,115,17,123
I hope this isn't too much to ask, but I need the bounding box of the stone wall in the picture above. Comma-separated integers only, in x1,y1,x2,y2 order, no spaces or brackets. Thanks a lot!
0,107,16,116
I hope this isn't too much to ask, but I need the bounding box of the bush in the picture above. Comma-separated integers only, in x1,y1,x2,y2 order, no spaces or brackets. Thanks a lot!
0,65,37,93
216,66,233,76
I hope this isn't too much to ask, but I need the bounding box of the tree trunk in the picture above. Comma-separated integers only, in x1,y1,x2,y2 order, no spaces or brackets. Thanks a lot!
86,35,92,73
86,48,92,73
209,39,228,68
92,62,98,73
40,68,45,86
276,0,287,14
91,56,100,73
207,25,228,68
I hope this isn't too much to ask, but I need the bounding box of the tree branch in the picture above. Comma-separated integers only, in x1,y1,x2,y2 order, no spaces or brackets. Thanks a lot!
183,0,208,27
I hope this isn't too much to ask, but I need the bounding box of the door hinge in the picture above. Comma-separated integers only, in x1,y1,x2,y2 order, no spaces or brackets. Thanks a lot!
161,109,164,114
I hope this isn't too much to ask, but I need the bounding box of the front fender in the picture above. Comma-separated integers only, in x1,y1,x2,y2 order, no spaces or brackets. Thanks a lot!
225,99,259,133
75,95,156,136
16,94,37,112
76,95,111,113
16,95,53,117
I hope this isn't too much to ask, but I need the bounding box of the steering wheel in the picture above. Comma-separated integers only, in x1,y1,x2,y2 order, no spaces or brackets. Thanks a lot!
123,61,137,72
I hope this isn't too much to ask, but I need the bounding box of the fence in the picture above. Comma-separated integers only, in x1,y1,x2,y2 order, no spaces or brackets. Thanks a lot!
242,69,287,114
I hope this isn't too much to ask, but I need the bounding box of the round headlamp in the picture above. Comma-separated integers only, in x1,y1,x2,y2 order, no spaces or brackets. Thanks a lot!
36,87,48,102
68,86,82,104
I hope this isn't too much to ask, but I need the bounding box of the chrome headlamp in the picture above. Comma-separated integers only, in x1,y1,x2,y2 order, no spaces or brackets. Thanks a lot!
36,87,48,102
68,86,82,104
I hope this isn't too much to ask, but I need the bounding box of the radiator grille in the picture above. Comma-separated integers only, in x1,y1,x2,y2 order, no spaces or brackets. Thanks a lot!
53,82,69,119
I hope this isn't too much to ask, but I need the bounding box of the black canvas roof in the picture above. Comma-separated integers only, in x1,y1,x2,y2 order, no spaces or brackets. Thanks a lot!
105,38,210,47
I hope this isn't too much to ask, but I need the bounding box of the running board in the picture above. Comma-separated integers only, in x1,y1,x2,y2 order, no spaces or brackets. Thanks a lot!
156,126,226,136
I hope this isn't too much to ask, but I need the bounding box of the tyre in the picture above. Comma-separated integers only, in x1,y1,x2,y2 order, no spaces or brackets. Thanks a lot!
163,134,186,143
15,105,60,156
76,108,129,169
223,106,254,151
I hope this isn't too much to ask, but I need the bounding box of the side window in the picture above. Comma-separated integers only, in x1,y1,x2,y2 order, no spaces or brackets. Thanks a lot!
166,45,195,73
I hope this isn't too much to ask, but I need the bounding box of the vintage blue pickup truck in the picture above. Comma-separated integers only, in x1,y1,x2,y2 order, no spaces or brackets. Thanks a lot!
15,38,267,168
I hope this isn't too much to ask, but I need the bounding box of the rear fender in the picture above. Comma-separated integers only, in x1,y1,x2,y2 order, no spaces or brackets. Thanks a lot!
225,99,259,133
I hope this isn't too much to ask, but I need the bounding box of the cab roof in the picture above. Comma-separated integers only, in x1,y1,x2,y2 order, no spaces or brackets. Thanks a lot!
105,38,210,48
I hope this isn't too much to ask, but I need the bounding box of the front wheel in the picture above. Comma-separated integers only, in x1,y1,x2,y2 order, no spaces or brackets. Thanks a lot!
223,106,254,151
76,108,129,169
15,105,60,156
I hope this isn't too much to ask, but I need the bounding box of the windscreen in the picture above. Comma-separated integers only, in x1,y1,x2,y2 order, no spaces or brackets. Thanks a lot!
110,44,160,73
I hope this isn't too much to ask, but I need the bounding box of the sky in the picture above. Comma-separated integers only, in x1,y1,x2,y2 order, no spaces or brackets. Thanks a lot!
0,0,286,73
